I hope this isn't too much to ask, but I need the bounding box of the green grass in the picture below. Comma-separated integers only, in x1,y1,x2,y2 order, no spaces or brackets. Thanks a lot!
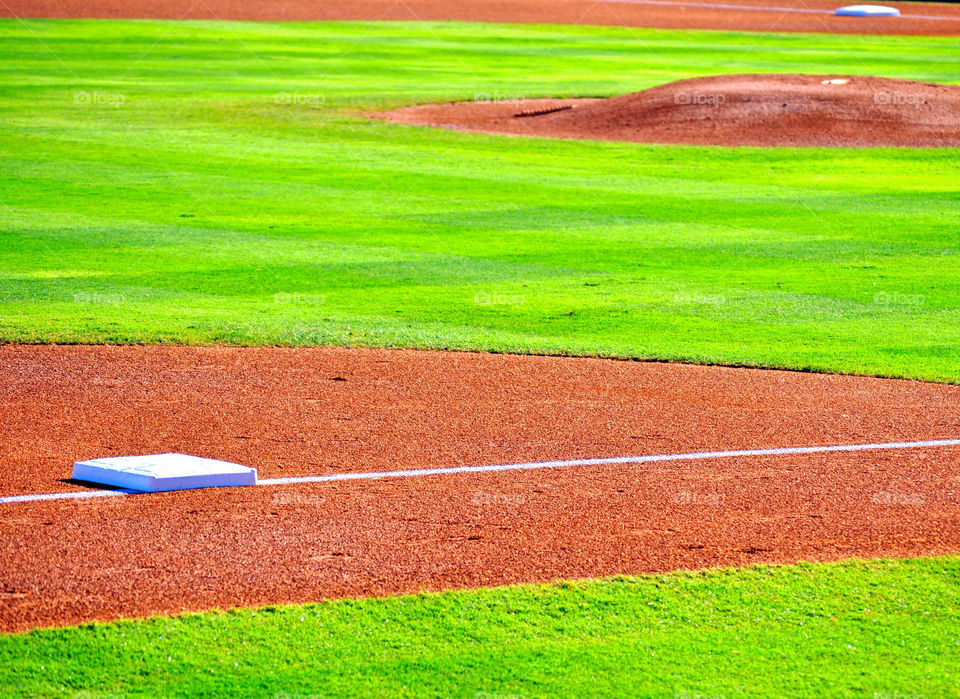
3,21,958,698
0,20,959,380
1,557,957,697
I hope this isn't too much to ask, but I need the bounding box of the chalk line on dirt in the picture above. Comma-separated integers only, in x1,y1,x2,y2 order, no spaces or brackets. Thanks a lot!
606,0,824,14
2,438,959,505
604,0,960,21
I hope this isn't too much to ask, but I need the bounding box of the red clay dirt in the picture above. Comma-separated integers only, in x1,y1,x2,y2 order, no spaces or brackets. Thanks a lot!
375,74,960,147
4,0,960,36
1,345,959,632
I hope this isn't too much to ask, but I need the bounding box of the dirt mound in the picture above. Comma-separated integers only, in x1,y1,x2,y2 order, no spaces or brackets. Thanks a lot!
374,74,960,147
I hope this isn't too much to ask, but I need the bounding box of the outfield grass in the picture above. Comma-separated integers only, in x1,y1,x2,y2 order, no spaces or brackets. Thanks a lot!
0,20,959,381
0,557,957,697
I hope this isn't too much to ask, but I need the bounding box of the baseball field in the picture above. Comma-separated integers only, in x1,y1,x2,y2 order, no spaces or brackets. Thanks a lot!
1,1,959,696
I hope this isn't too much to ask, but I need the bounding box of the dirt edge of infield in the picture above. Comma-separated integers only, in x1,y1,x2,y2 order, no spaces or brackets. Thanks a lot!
5,0,960,36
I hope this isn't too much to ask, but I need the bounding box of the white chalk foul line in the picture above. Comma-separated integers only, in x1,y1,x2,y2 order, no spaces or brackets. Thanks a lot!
1,437,959,505
0,488,139,504
606,0,825,14
604,0,960,21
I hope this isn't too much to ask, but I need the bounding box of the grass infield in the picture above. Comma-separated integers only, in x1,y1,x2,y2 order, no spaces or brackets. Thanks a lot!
1,557,958,697
1,20,959,381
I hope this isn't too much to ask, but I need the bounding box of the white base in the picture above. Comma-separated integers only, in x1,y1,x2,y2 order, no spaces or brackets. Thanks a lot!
835,5,900,17
72,453,257,493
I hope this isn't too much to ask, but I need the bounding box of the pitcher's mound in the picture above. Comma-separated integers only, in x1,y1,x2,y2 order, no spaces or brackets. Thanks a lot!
374,74,960,147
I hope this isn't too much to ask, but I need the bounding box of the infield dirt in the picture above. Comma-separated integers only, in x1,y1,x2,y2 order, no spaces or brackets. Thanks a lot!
1,346,958,631
4,0,960,36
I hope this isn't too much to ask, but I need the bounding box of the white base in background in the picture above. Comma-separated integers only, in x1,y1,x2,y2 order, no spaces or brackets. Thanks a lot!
835,5,900,17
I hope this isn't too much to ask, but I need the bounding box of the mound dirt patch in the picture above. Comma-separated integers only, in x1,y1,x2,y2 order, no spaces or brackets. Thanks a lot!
1,346,959,631
375,74,960,147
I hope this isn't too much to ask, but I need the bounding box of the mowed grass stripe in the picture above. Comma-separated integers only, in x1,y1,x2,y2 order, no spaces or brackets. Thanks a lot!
1,20,959,381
